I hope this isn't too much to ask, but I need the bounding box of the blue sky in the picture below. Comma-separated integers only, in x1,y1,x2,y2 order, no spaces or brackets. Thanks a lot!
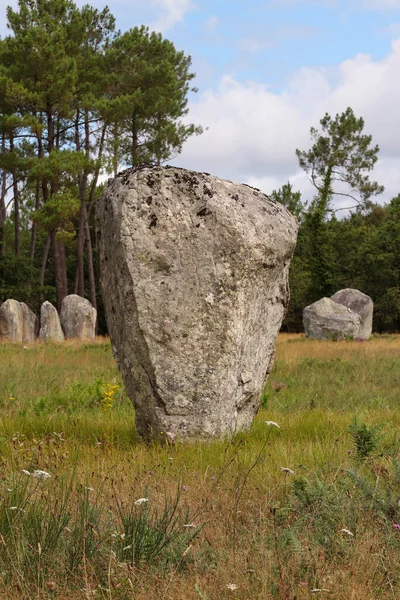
2,0,400,207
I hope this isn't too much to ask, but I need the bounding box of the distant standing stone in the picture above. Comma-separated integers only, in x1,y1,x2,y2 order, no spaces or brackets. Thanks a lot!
0,299,39,343
97,166,298,441
20,302,39,343
331,288,373,340
39,301,65,342
0,299,24,342
60,294,96,340
303,297,362,340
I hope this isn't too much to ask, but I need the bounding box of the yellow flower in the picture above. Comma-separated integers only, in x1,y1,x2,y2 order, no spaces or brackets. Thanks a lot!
100,382,120,412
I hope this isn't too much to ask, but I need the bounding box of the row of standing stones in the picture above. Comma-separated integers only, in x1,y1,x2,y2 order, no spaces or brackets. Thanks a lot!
0,295,97,343
303,288,374,340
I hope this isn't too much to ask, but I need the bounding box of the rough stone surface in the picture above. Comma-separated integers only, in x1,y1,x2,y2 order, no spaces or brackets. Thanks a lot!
303,297,362,339
39,301,65,342
331,288,373,339
0,299,39,343
20,302,39,343
0,299,24,342
60,294,96,340
97,166,298,440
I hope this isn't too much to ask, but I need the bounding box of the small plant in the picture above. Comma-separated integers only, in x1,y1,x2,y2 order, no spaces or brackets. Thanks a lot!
348,418,382,461
114,487,201,567
100,382,120,412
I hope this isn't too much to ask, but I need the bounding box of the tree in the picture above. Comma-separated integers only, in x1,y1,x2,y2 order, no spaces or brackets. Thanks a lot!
271,182,305,220
106,26,202,168
296,107,383,214
295,107,383,298
0,0,201,317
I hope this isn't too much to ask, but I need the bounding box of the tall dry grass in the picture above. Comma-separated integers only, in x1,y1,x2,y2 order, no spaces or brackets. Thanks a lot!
0,335,399,599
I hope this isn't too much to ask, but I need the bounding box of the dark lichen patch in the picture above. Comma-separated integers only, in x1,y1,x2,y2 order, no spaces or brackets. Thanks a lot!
149,214,158,228
147,173,157,188
203,185,214,198
116,163,154,186
146,196,153,205
196,206,212,217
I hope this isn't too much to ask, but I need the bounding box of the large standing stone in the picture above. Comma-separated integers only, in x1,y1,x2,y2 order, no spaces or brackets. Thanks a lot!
60,294,96,340
97,166,298,440
20,303,39,343
0,299,24,342
303,297,362,339
0,299,39,343
331,288,373,339
39,301,65,342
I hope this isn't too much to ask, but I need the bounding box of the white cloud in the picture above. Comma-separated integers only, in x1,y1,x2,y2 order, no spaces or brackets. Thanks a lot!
178,39,400,206
152,0,195,31
205,15,219,31
267,0,338,6
364,0,400,8
236,37,274,54
0,0,17,37
382,22,400,36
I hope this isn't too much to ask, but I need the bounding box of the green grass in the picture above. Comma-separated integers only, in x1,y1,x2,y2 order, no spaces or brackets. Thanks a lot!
0,335,399,599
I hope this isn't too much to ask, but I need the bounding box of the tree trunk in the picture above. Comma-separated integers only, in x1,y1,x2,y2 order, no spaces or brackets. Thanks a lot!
51,229,69,311
0,135,6,257
131,111,138,165
29,181,41,260
39,233,51,303
74,200,86,296
84,204,97,310
9,135,20,256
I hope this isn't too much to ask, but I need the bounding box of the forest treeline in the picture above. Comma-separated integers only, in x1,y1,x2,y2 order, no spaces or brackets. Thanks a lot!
0,0,201,330
1,0,399,333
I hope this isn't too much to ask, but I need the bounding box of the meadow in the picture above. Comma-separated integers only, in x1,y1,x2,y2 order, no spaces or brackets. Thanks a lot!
0,335,399,599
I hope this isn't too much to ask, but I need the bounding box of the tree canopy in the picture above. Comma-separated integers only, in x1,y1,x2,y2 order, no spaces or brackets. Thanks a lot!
0,0,201,317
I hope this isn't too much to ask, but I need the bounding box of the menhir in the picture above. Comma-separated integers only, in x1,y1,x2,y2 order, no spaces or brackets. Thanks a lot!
97,166,298,441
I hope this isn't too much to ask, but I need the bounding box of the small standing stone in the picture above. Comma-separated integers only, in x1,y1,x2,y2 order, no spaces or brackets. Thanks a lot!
39,301,65,342
303,297,361,339
0,299,39,343
0,299,24,342
331,289,373,340
20,302,39,343
60,294,96,340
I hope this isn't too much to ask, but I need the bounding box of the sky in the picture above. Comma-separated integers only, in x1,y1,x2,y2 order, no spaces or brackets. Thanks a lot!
1,0,400,209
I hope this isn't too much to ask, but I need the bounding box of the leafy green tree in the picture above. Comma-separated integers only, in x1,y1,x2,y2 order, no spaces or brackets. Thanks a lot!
271,182,305,220
295,107,383,299
296,107,383,213
106,26,202,168
0,0,201,316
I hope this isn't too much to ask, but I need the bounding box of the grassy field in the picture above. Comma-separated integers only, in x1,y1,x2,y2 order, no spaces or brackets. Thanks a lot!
0,335,399,599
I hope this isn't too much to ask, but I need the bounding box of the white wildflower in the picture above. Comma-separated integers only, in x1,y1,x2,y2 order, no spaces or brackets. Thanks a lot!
183,524,197,528
85,487,95,492
311,589,330,593
7,489,12,492
341,528,354,536
134,498,149,506
265,421,280,428
8,506,19,510
280,467,295,475
226,583,238,591
32,470,51,480
120,533,126,540
22,469,31,476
